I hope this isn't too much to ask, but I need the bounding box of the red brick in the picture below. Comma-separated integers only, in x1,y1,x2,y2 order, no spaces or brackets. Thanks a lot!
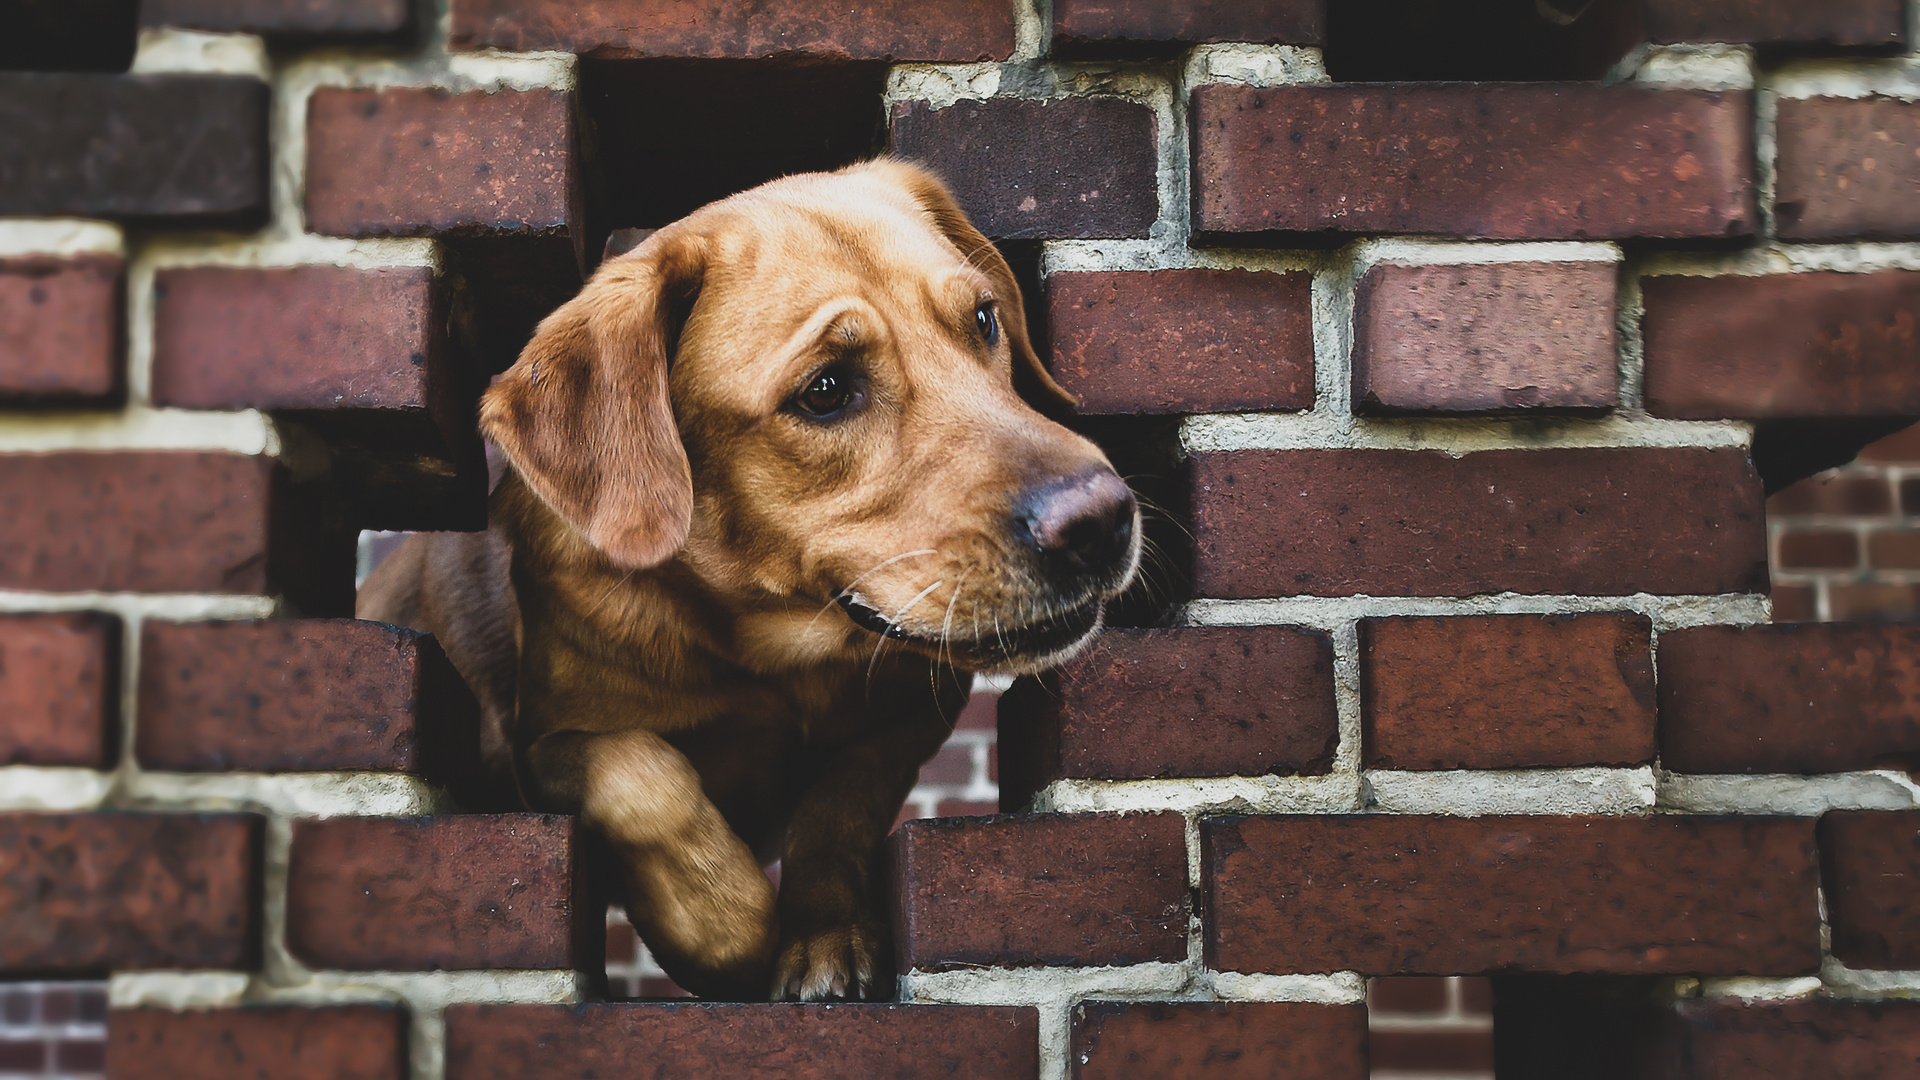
1460,977,1493,1014
1829,581,1920,620
285,815,595,971
1777,97,1920,241
0,812,262,973
1643,271,1920,419
1361,613,1656,770
107,1005,406,1080
888,98,1159,240
141,0,410,34
1203,815,1820,975
136,619,476,775
1868,529,1920,569
1776,528,1859,569
1190,83,1754,241
0,254,122,402
1190,448,1767,599
450,0,1013,59
1645,0,1906,48
1044,269,1313,415
1352,261,1618,414
998,627,1337,805
1668,999,1920,1077
1052,0,1322,56
1370,1030,1494,1073
890,813,1186,971
1770,583,1816,622
0,613,118,768
953,690,998,730
444,1002,1038,1079
1658,623,1920,774
1821,810,1920,970
306,87,577,239
0,1042,41,1071
1070,1001,1366,1080
54,1039,102,1072
1370,976,1448,1014
931,798,998,818
1860,422,1920,462
1766,473,1892,516
917,743,976,786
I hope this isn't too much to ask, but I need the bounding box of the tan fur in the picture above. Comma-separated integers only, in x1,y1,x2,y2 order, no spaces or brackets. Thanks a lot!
358,160,1138,1001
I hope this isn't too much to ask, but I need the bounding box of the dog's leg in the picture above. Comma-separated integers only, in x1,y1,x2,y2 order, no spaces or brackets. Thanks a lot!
525,728,778,1000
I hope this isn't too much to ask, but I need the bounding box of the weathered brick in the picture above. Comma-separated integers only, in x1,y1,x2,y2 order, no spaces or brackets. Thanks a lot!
1044,269,1313,415
141,0,411,35
1371,1031,1494,1073
285,815,595,971
1190,83,1754,241
1666,999,1920,1077
890,813,1186,971
1071,1001,1366,1080
1776,528,1859,569
1351,261,1618,414
998,626,1338,805
1644,271,1920,418
1360,614,1656,771
0,74,268,225
1766,473,1892,516
1645,0,1907,49
1770,583,1816,622
0,613,118,768
107,1005,407,1080
306,87,577,239
1190,448,1767,599
1051,0,1323,56
889,98,1159,240
1657,623,1920,774
1820,810,1920,970
444,1002,1038,1079
0,255,123,402
450,0,1013,59
0,812,262,973
1869,529,1920,569
1202,815,1820,975
1829,581,1920,621
1776,97,1920,241
1369,976,1448,1014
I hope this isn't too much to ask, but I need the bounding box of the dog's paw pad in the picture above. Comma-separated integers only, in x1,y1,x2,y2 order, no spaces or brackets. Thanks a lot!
771,924,883,1002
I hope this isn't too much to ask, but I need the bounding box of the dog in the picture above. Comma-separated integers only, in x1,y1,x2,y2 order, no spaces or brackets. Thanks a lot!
357,159,1141,1001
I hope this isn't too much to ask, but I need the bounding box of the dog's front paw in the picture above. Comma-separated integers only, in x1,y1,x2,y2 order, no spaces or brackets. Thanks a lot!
771,922,887,1001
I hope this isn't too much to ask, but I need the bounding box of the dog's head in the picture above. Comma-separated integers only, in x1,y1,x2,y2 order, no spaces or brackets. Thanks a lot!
480,160,1139,674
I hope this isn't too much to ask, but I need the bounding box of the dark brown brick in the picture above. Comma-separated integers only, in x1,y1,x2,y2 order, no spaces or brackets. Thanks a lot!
1370,1030,1494,1073
1351,261,1618,414
1766,473,1892,516
1643,271,1920,419
1361,614,1656,771
1775,528,1859,569
1044,269,1313,415
1868,529,1920,569
450,0,1014,59
1369,976,1448,1014
1828,582,1920,621
1202,815,1820,976
1777,98,1920,241
285,815,596,971
0,812,262,973
1820,810,1920,970
0,613,118,768
1657,623,1920,774
1770,583,1816,622
107,1005,407,1080
1667,999,1920,1077
889,98,1159,240
1052,0,1323,56
0,74,268,226
889,813,1186,971
1190,83,1754,241
306,87,577,239
1071,1001,1366,1080
1860,423,1920,462
445,1002,1036,1078
998,626,1338,806
1190,448,1768,599
1645,0,1907,48
141,0,411,35
0,255,123,403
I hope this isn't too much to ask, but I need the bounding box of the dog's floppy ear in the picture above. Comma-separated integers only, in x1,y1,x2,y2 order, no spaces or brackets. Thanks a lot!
480,230,705,569
875,160,1079,417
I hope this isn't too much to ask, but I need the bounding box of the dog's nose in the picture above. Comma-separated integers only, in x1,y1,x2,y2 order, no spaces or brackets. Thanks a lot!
1015,469,1137,576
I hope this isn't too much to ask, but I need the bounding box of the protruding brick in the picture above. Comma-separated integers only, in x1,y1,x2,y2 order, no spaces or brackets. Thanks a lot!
0,812,262,973
1820,810,1920,970
1071,1001,1366,1080
1657,623,1920,774
1190,448,1767,599
1351,261,1618,414
306,87,577,239
1202,815,1820,976
450,0,1013,59
1360,614,1655,771
444,1003,1038,1079
285,815,596,971
1044,269,1313,415
889,98,1159,240
0,613,118,768
1776,97,1920,241
1643,271,1920,418
141,0,411,35
0,74,268,225
1666,999,1920,1076
0,255,123,402
1052,0,1323,56
1190,83,1754,241
998,626,1337,806
890,813,1186,971
107,1005,407,1080
1645,0,1907,49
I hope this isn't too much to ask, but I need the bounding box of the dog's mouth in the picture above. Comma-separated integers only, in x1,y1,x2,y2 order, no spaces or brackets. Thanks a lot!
835,592,1104,672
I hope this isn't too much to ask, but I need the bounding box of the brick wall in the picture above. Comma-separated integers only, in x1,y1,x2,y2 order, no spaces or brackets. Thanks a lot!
5,2,1920,1079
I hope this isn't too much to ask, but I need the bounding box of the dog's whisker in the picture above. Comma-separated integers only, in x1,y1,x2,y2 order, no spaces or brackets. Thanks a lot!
868,579,944,685
802,547,939,636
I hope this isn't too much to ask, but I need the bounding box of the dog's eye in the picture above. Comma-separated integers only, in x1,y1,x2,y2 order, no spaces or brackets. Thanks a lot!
795,368,858,418
975,302,999,346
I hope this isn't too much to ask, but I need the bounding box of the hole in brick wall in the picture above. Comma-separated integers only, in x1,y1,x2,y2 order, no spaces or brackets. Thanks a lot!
1068,415,1193,628
1491,974,1669,1080
1323,0,1643,82
1764,420,1920,624
1,0,138,73
1752,417,1917,495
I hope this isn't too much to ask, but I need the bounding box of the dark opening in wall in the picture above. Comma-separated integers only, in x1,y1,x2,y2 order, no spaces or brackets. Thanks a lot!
1324,0,1644,82
1,0,139,73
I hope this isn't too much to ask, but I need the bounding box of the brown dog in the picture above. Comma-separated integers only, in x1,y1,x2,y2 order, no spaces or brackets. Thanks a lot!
357,160,1140,1001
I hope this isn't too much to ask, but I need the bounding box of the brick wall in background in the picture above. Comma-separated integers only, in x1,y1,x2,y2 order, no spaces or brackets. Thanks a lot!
1771,425,1920,622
